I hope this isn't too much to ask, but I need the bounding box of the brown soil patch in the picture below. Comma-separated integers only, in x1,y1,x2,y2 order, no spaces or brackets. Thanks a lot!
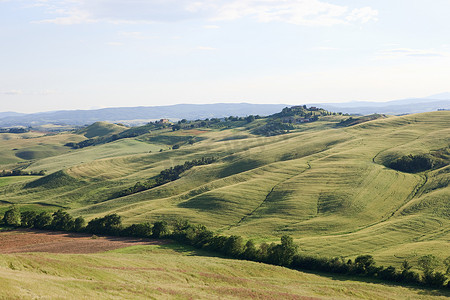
0,229,165,254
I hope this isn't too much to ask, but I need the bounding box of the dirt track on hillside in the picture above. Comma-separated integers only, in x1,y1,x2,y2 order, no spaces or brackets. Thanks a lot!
0,229,164,254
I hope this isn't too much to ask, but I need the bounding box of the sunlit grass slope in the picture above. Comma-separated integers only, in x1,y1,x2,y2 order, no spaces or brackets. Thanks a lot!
0,132,84,166
0,243,447,299
26,139,165,174
76,121,126,138
0,111,449,268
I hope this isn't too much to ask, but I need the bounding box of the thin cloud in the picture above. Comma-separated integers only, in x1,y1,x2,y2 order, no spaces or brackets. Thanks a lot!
377,48,447,59
2,90,22,95
117,31,159,41
118,31,144,39
311,46,339,51
196,46,217,51
107,42,123,46
34,89,58,95
28,0,378,26
1,89,58,96
204,25,220,29
346,7,378,24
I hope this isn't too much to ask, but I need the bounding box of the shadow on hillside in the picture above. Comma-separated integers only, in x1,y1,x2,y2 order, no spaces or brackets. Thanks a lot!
307,270,450,297
155,242,226,258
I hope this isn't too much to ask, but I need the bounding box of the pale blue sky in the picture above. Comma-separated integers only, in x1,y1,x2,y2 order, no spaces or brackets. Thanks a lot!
1,0,449,113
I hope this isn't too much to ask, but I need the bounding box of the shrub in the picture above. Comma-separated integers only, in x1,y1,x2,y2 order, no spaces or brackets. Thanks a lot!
123,223,152,237
152,221,169,238
3,206,21,226
388,154,434,173
86,214,123,235
20,211,37,227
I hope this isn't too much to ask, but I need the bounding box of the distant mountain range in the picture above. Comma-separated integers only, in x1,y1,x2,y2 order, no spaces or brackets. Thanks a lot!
0,112,26,119
0,95,449,127
310,95,450,115
0,103,288,127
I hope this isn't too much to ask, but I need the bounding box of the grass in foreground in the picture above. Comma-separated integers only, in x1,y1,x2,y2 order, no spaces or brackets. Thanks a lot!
0,230,448,299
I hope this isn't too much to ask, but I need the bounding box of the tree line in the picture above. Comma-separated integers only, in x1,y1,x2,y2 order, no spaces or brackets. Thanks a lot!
0,169,45,177
0,128,30,134
2,206,449,290
111,157,216,199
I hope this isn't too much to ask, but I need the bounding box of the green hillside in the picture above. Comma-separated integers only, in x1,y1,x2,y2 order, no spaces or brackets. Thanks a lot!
0,238,447,299
76,121,127,138
0,110,449,272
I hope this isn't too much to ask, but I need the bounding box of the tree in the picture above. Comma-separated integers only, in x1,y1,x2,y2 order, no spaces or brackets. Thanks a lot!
246,115,255,123
378,266,398,281
223,235,244,257
124,223,152,237
73,216,86,232
243,240,258,261
401,260,412,272
267,235,298,266
444,256,450,275
423,271,447,287
51,209,75,231
34,212,52,229
152,221,169,238
354,255,376,274
417,255,439,275
3,206,21,226
21,211,37,227
86,214,122,235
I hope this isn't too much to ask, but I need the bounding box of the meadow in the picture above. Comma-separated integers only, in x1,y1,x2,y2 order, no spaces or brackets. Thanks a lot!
0,110,449,297
0,230,448,299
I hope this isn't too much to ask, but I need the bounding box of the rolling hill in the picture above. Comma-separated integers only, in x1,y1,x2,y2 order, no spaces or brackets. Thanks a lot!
0,109,448,274
0,233,447,299
1,96,449,127
75,121,127,138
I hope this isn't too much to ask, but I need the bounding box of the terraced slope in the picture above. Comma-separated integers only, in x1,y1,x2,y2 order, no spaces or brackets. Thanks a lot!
0,111,449,269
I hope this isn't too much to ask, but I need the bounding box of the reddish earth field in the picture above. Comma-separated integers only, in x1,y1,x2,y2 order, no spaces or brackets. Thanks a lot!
0,229,164,254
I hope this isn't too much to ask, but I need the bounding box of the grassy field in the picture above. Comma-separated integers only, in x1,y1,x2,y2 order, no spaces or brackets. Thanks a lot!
76,121,127,138
0,231,448,299
0,176,41,188
0,111,449,274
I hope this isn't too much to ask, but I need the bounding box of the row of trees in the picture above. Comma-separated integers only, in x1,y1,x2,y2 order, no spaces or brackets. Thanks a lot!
0,169,45,177
111,157,216,199
171,115,263,131
2,207,449,289
3,207,84,232
0,128,30,134
273,106,333,118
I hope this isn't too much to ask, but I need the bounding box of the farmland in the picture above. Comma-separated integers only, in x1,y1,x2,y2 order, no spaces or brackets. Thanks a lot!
0,109,449,298
0,230,448,299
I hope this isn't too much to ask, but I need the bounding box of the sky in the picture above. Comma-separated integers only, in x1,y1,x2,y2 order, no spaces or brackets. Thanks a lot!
1,0,450,113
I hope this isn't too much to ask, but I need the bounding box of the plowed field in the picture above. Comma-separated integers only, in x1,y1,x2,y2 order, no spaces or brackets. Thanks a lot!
0,229,163,254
